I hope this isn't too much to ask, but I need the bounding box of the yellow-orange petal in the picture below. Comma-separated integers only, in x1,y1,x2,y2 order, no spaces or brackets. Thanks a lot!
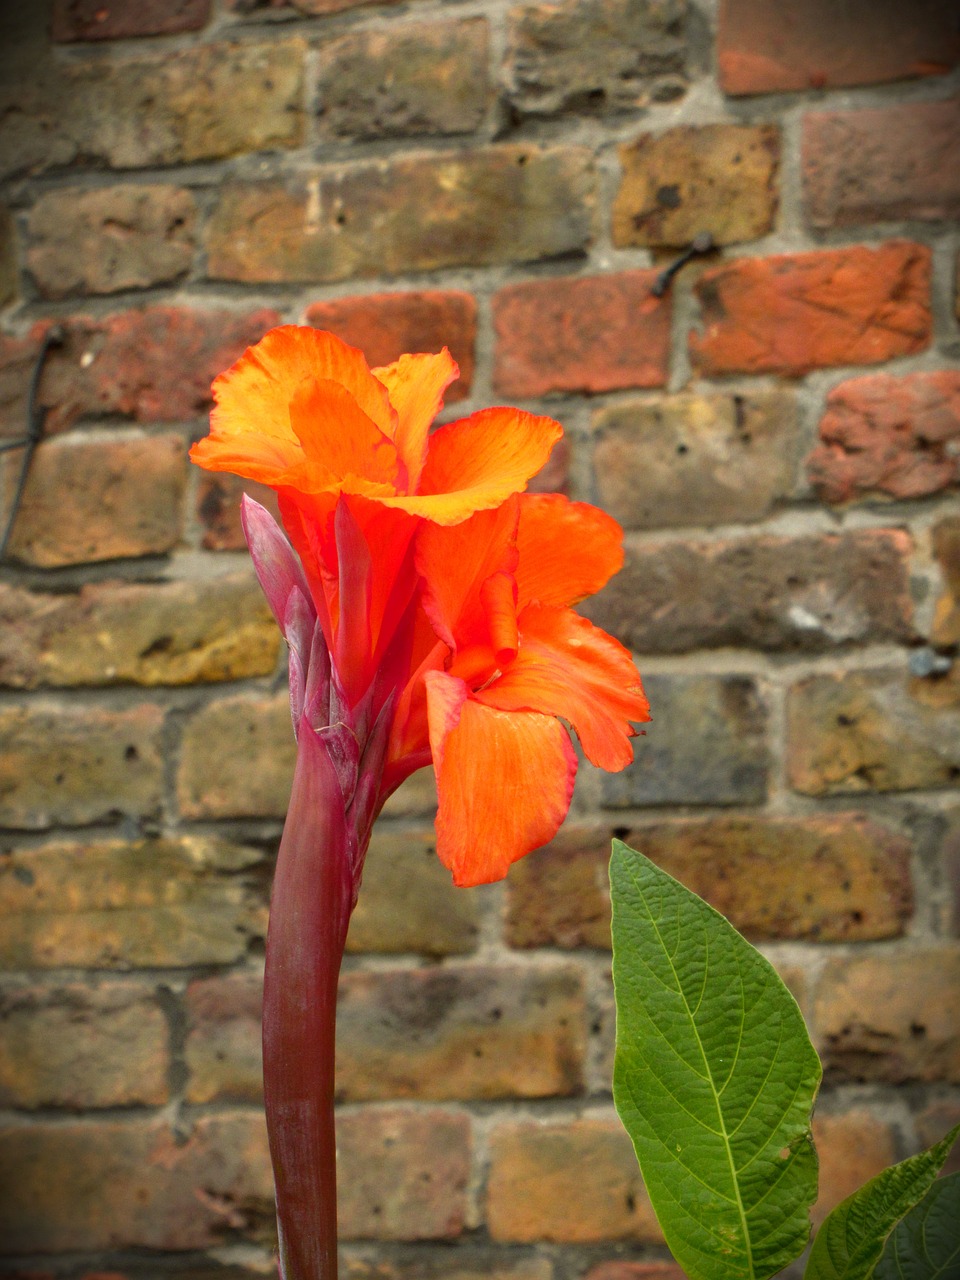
515,493,624,609
415,499,519,650
373,350,459,490
425,670,577,887
190,429,304,484
206,325,396,456
478,604,650,772
287,377,400,493
378,407,562,525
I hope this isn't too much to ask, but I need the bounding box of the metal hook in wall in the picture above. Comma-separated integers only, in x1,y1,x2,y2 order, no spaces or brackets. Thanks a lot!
651,232,715,298
0,324,66,561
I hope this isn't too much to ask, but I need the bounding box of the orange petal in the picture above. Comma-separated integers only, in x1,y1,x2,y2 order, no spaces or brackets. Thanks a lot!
287,377,400,493
425,671,577,886
379,407,562,525
415,499,518,651
478,604,650,772
373,351,459,490
515,493,624,609
193,326,396,482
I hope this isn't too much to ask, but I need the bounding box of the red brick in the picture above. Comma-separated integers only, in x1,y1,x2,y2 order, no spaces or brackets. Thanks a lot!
317,19,489,140
585,1266,685,1280
53,0,212,40
25,185,197,299
0,982,169,1109
506,814,913,948
337,1108,470,1240
787,668,960,796
197,473,282,552
0,703,163,829
613,124,779,248
305,291,476,403
205,147,595,284
0,204,16,307
336,965,585,1101
690,242,931,377
177,692,295,819
4,433,186,568
487,1118,661,1243
812,1110,898,1225
592,388,800,529
492,272,670,397
933,517,960,648
0,573,279,688
0,836,269,970
503,0,687,117
718,0,960,95
0,1113,274,1251
807,371,960,504
814,946,960,1083
803,97,960,228
585,529,914,653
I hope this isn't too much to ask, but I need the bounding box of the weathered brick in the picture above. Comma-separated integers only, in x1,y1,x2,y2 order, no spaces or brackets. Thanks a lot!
812,1110,898,1225
185,971,262,1104
503,0,687,117
597,674,768,808
5,433,186,567
0,836,268,969
0,982,169,1109
585,1265,685,1280
933,516,960,647
177,692,295,819
592,389,799,529
916,1101,960,1175
0,1113,274,1252
506,814,913,947
718,0,960,95
196,473,282,552
336,965,585,1101
690,243,931,377
806,371,960,504
0,307,279,437
0,204,16,306
317,19,489,140
378,769,437,819
943,807,960,937
53,0,212,40
814,946,960,1083
346,828,481,957
613,124,779,248
337,1108,470,1240
492,272,670,398
26,185,196,299
487,1118,661,1243
0,572,279,688
787,668,960,795
0,703,163,829
803,97,960,229
344,1254,552,1280
0,40,304,178
587,529,913,654
205,147,595,284
305,291,476,404
529,431,571,494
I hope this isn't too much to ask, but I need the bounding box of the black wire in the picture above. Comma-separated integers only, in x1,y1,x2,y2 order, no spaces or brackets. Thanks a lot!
0,324,66,560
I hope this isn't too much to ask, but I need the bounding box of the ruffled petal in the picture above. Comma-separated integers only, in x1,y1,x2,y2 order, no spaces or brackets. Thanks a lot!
515,493,624,609
373,350,459,490
379,407,562,525
478,604,650,772
425,670,577,886
287,377,400,493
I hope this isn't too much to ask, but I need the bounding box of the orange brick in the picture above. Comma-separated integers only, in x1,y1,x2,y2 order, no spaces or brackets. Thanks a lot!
812,1109,897,1225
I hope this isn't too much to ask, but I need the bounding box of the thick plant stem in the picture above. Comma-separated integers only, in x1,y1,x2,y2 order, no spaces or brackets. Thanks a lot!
262,722,353,1280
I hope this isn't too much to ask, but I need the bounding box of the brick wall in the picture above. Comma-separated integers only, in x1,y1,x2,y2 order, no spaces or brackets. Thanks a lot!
1,0,958,1276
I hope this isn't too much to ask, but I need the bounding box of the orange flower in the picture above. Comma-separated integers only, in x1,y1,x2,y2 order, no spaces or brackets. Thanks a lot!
191,325,648,886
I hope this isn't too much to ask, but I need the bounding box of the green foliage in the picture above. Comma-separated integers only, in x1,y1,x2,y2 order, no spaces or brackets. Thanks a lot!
805,1126,960,1280
873,1172,960,1280
610,838,821,1280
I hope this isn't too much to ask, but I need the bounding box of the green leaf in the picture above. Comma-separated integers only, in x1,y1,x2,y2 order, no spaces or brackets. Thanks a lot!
874,1172,960,1280
805,1125,960,1280
610,838,821,1280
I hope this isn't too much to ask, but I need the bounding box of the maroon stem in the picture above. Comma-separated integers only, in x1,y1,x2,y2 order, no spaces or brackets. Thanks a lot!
262,722,354,1280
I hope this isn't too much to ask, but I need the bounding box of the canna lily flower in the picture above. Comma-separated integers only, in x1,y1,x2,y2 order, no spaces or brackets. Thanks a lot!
190,325,649,1280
